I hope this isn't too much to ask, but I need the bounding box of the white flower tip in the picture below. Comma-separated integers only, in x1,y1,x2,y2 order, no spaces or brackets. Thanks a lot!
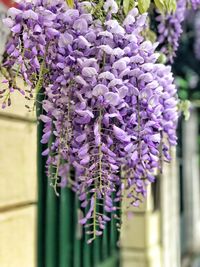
103,0,119,14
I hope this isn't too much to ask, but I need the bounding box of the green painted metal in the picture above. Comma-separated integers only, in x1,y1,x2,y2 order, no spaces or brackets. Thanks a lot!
45,180,59,267
97,253,119,267
59,187,73,267
92,204,102,266
37,92,47,267
73,196,82,267
102,216,109,260
93,236,101,265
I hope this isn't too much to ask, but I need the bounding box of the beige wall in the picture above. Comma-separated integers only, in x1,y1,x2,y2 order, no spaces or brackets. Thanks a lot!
0,86,37,267
121,184,162,267
120,150,180,267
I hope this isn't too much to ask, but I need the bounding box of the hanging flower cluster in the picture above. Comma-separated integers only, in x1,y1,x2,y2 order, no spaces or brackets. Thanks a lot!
190,0,200,10
156,0,200,63
156,0,187,63
1,0,178,242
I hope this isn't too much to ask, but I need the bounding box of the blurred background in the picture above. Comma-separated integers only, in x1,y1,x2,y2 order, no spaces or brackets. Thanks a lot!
0,1,200,267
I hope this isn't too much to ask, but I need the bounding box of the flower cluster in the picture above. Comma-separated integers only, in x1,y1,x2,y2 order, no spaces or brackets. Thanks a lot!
156,0,186,63
190,0,200,10
1,0,178,242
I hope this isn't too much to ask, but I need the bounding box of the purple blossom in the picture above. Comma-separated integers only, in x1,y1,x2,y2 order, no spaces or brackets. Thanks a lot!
190,0,200,9
156,0,186,63
104,0,119,14
1,0,179,242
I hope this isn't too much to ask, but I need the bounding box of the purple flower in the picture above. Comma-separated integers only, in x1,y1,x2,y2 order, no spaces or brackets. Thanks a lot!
103,0,118,14
11,24,21,33
156,0,186,63
82,67,98,77
105,92,120,106
92,84,108,96
190,0,200,9
7,7,22,18
1,0,179,243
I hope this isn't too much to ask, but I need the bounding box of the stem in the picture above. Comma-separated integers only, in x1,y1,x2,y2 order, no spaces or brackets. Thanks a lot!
136,96,142,160
35,58,46,94
98,109,103,193
92,109,103,240
52,155,61,196
65,92,71,155
93,192,97,240
159,131,163,174
11,44,25,89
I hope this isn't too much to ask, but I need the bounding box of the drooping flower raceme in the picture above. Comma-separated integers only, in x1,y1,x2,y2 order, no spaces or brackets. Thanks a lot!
156,0,186,63
1,0,178,243
190,0,200,10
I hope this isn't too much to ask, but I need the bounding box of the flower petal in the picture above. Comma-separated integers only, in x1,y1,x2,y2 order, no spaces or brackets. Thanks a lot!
105,92,120,106
113,125,130,142
99,71,115,80
92,84,108,96
82,67,98,78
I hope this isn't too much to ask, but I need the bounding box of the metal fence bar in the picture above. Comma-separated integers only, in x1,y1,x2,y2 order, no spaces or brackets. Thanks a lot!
59,187,74,267
37,93,47,267
45,179,60,267
73,196,82,267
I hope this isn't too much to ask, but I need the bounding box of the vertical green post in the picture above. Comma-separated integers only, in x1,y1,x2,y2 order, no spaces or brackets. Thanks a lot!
45,182,60,267
37,92,47,267
73,196,82,267
59,187,74,267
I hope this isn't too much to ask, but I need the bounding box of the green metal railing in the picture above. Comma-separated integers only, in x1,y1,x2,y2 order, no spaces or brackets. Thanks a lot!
36,95,120,267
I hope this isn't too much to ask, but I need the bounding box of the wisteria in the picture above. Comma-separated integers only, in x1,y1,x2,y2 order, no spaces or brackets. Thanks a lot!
190,0,200,10
1,0,179,243
156,0,186,63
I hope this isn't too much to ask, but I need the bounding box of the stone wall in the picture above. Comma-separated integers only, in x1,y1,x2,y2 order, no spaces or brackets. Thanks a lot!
0,79,37,267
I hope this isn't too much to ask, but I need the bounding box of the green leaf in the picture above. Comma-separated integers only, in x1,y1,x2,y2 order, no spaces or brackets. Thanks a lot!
66,0,74,8
35,59,46,94
164,0,177,12
179,90,188,100
123,0,135,15
116,0,122,6
154,0,177,13
178,100,191,121
184,110,190,121
175,77,188,90
157,53,167,64
142,28,157,43
154,0,165,12
170,0,177,12
138,0,150,13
